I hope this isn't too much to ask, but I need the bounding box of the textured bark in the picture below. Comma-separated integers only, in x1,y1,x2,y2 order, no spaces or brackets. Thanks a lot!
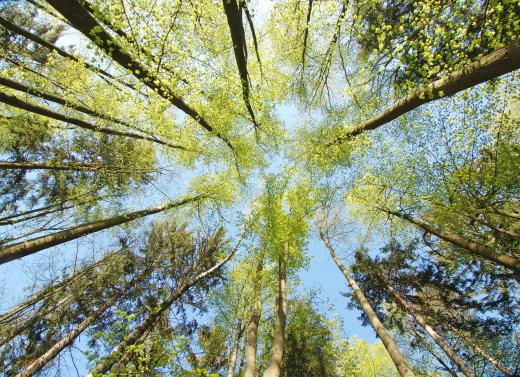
262,240,289,377
320,233,416,377
14,269,151,377
46,0,233,149
329,39,520,145
0,195,202,264
0,91,188,150
244,254,264,377
87,242,240,376
383,280,476,377
381,208,520,273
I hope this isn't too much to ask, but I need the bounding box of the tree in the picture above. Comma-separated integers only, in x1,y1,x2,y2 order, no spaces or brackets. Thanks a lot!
0,0,519,375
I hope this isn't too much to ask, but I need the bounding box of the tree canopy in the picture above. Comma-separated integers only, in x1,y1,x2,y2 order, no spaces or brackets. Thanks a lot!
0,0,518,376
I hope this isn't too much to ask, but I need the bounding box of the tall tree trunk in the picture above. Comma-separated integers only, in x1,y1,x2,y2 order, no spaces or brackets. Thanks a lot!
262,240,289,377
382,278,476,377
0,161,154,173
0,91,188,151
227,320,244,377
0,195,203,264
327,39,520,145
320,233,416,377
244,254,264,377
87,241,240,375
379,208,520,273
14,268,151,377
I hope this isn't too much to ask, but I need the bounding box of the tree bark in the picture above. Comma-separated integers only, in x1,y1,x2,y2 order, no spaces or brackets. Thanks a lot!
0,195,203,264
0,91,188,151
244,254,264,377
14,268,151,377
320,233,416,377
380,208,520,273
382,278,476,377
262,240,289,377
328,39,520,145
87,240,240,376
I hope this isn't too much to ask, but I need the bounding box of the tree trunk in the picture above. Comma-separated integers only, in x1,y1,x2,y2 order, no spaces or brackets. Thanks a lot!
382,279,476,377
405,320,458,377
0,160,154,173
473,345,514,377
328,39,520,145
262,240,289,377
87,241,240,375
0,195,203,264
14,268,151,377
380,208,520,273
320,233,416,377
227,321,244,377
244,254,264,377
0,91,188,151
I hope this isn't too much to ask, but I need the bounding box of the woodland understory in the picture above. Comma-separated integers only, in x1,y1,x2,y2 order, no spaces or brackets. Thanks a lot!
0,0,518,376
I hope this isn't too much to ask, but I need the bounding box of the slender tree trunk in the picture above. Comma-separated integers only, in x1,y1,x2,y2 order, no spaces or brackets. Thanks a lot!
244,254,264,377
87,241,240,375
0,91,188,151
320,233,416,377
262,240,289,377
382,278,476,377
406,321,458,377
327,39,520,145
0,161,154,173
227,321,244,377
472,345,514,377
0,195,203,264
222,0,259,130
380,208,520,273
14,268,151,377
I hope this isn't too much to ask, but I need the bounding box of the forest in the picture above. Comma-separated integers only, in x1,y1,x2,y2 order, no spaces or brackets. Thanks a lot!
0,0,518,376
